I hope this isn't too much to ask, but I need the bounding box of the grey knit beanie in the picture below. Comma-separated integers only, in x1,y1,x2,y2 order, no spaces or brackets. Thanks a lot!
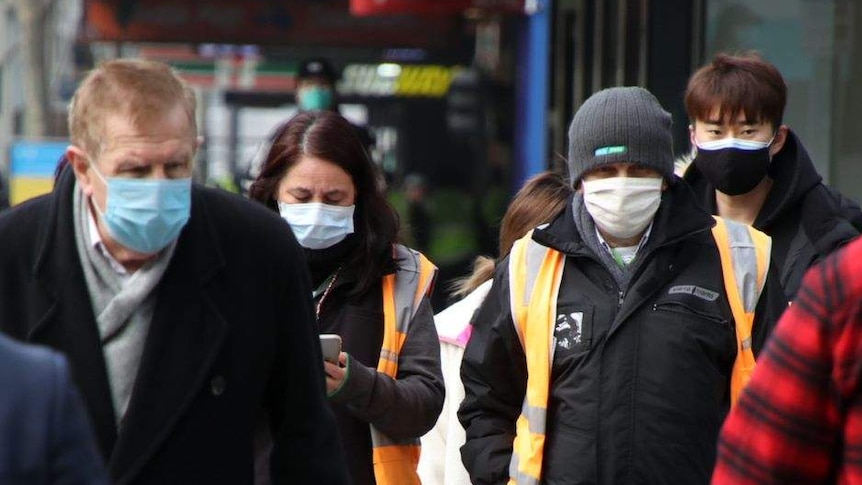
567,86,674,184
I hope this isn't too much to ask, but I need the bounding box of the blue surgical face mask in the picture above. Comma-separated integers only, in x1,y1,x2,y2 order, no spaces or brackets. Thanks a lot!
90,163,192,254
278,201,355,249
297,86,334,111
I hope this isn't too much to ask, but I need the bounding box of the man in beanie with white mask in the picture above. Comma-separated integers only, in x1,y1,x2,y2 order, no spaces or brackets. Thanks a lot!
458,86,788,485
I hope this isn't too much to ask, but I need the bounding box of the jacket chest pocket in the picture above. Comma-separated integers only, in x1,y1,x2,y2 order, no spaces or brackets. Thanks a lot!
652,291,735,366
653,284,728,326
653,300,728,327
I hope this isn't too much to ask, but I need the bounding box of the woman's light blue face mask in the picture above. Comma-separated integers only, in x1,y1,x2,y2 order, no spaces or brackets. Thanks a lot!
89,162,192,254
278,201,355,249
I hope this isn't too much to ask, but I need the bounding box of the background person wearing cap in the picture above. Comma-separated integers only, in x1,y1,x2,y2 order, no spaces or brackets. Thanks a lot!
295,58,376,155
296,57,340,112
458,86,788,485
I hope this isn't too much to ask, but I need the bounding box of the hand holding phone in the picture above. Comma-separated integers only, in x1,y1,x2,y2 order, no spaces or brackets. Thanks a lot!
319,334,342,363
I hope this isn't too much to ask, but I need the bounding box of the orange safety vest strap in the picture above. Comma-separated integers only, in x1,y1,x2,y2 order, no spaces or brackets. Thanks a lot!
710,216,771,406
378,246,438,377
372,445,421,484
507,232,564,484
372,245,437,485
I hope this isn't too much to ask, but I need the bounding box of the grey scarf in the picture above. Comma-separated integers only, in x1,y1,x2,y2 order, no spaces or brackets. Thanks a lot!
73,186,176,425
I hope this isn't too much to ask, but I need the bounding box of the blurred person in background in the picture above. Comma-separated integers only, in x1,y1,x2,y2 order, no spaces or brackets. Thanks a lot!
296,57,376,156
295,57,340,112
0,59,347,485
0,333,108,485
458,87,787,485
418,170,572,485
249,109,444,485
712,234,862,484
682,52,862,302
403,173,432,253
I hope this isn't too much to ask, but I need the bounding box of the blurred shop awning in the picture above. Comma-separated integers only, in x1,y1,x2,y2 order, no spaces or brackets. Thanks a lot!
350,0,526,16
83,0,463,47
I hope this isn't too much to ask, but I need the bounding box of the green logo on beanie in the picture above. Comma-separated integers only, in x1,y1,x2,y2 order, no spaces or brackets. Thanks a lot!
594,145,627,156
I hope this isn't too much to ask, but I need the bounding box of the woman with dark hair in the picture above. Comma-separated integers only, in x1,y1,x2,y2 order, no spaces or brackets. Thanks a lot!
249,110,444,485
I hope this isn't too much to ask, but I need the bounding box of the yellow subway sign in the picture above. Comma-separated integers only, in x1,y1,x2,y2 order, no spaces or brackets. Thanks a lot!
340,64,464,98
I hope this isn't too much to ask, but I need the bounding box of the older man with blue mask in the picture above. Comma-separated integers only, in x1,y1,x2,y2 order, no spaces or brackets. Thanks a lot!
458,86,789,485
0,59,349,485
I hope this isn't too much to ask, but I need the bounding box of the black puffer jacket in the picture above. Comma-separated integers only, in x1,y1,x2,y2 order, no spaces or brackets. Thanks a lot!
684,130,862,301
458,180,788,485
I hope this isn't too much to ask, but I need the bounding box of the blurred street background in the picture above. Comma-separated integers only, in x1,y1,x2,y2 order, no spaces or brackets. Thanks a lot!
2,0,861,307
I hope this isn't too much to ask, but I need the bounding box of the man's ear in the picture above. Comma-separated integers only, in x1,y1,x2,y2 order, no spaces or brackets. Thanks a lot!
67,146,94,196
769,125,789,157
688,124,697,147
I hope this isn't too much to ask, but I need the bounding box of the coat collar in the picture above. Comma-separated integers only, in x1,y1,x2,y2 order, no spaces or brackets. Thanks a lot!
31,166,227,484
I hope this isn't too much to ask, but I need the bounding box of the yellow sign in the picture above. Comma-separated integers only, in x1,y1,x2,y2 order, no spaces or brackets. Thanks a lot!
340,64,464,98
11,177,54,206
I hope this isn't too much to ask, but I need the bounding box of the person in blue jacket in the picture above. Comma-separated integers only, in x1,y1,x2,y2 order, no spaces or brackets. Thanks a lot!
0,332,108,485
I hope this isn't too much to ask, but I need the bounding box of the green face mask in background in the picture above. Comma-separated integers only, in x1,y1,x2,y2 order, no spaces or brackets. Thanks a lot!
298,86,334,111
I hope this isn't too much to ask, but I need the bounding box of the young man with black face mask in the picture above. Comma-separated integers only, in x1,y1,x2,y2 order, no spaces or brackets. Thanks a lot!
682,52,862,302
458,87,788,485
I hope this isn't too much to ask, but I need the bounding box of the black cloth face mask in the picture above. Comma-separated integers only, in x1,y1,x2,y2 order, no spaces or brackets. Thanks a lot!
693,137,774,196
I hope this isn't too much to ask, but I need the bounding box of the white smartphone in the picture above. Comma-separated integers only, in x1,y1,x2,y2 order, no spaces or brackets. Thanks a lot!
319,334,342,363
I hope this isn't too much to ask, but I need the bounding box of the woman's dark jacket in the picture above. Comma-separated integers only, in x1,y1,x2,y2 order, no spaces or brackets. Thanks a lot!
315,246,444,485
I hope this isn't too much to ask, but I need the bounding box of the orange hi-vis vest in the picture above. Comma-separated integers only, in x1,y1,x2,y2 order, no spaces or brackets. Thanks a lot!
505,216,770,485
373,244,437,485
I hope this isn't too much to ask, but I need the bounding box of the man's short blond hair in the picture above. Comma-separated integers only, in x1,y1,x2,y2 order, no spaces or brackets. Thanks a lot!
68,59,197,156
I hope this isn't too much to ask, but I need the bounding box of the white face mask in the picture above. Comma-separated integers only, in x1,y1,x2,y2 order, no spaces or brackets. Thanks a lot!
278,202,355,249
582,177,663,240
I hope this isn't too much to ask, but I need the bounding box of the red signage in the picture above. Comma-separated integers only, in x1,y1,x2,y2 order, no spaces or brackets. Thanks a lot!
350,0,525,16
84,0,462,47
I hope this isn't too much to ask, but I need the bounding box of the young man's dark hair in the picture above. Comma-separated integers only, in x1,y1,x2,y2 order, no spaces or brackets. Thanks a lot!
682,51,862,301
685,52,787,128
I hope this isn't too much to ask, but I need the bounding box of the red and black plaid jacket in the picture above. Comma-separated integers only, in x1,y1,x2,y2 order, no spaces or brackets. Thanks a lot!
712,235,862,484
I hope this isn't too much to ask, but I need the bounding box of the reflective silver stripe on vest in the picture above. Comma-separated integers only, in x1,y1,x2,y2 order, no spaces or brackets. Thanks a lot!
393,244,423,334
723,219,764,313
379,348,398,364
523,239,550,306
508,452,541,485
521,401,547,434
